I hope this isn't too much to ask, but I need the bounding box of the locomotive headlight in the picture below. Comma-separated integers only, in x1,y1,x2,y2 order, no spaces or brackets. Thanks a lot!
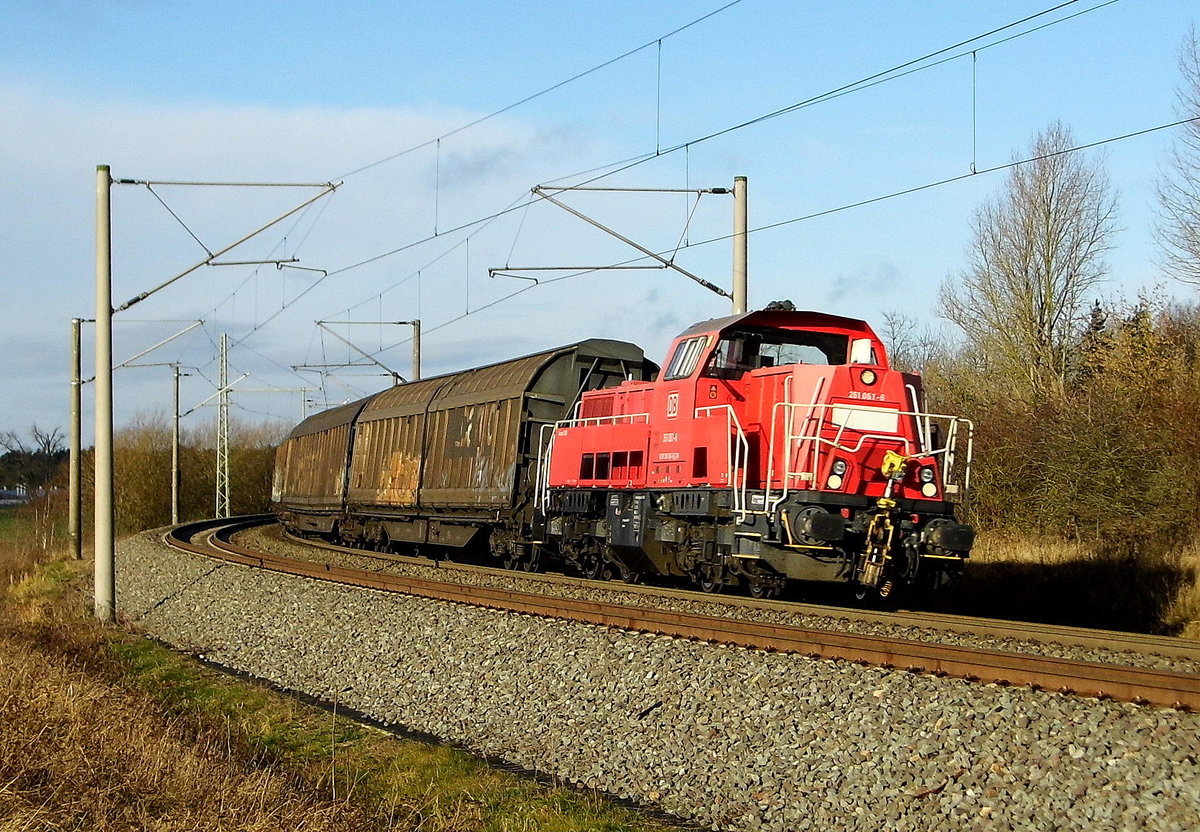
860,369,877,385
921,482,938,498
831,459,848,476
826,474,843,489
918,466,935,484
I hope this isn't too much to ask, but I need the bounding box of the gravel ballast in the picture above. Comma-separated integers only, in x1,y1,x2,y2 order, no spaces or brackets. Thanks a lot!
118,531,1200,831
243,527,1200,675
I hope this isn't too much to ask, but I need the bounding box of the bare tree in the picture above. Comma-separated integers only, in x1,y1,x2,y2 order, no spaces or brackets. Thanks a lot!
1157,28,1200,286
940,122,1117,399
0,425,67,491
879,311,943,374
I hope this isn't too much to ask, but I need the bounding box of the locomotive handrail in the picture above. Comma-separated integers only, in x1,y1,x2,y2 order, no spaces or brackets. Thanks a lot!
694,404,751,522
906,383,934,452
535,411,654,510
765,377,826,510
559,412,651,428
534,422,557,510
765,399,974,512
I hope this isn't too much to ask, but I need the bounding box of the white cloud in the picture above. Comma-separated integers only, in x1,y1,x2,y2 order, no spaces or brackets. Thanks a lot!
0,79,738,437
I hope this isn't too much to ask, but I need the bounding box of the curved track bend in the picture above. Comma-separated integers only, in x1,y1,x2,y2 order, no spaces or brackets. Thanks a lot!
166,516,1200,711
274,524,1200,663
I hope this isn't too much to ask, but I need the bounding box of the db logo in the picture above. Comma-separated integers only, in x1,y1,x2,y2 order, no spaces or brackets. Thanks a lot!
665,392,679,419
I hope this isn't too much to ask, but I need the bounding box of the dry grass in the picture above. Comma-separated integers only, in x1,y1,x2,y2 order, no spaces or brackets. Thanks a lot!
0,504,57,591
0,624,378,831
966,531,1092,565
1163,543,1200,639
921,529,1200,636
0,507,679,832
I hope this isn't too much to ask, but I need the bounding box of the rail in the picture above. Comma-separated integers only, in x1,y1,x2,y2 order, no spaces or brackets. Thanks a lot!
165,518,1200,711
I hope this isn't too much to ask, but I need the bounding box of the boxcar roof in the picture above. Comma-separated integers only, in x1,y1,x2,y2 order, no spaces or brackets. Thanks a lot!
287,338,646,430
359,338,646,422
283,397,371,441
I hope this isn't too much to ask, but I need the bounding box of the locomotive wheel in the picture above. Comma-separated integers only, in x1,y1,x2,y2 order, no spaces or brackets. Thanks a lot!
581,554,610,581
617,562,643,584
696,564,727,594
572,540,610,580
740,564,783,599
851,583,875,604
747,579,780,600
519,547,542,572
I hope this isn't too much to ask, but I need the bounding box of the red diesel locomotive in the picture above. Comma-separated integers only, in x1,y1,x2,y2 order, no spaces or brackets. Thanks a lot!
273,307,974,599
537,307,974,598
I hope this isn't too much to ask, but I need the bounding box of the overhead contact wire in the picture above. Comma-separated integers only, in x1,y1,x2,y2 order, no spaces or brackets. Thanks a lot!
332,0,747,181
368,113,1200,358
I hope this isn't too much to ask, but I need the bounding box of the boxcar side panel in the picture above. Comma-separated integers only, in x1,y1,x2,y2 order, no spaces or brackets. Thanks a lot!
348,413,426,507
272,399,367,514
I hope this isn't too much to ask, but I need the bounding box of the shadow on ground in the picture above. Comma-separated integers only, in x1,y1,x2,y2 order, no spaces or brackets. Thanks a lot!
907,554,1190,634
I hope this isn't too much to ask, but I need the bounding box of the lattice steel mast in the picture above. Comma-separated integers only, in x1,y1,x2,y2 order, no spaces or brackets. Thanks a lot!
216,333,230,518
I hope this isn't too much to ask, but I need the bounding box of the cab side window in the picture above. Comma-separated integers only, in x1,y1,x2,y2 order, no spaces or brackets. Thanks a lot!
663,336,709,380
704,335,758,380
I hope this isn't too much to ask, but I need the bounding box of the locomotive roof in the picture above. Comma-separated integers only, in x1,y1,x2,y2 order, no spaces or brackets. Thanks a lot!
677,309,878,339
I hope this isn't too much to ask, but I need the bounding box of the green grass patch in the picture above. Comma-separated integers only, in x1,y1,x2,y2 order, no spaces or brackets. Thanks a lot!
0,504,24,539
11,556,79,596
98,597,679,831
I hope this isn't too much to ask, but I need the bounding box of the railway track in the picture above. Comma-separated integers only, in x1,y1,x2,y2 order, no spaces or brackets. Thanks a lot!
166,516,1200,710
267,523,1200,663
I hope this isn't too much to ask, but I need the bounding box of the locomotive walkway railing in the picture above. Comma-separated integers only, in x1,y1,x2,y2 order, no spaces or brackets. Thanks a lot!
534,412,651,510
765,397,974,513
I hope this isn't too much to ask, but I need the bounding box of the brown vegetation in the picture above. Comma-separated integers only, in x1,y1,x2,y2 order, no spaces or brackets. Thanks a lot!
0,507,677,832
0,623,379,831
63,414,289,537
926,296,1200,635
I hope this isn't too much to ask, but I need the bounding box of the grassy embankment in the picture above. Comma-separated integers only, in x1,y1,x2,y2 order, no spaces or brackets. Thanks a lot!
4,499,1199,829
0,505,679,832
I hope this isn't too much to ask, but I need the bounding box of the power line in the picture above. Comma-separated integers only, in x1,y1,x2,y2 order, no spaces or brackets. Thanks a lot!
332,0,748,180
223,0,1128,390
226,189,532,346
551,0,1118,190
363,113,1199,360
695,115,1200,246
315,0,1118,290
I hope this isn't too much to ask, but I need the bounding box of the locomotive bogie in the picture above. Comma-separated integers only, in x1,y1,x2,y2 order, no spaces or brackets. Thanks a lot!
540,483,970,593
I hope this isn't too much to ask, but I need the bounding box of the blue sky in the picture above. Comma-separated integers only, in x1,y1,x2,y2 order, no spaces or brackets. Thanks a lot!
2,0,1197,442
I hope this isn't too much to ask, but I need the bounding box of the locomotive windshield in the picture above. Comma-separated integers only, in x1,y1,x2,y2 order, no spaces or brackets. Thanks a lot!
703,327,850,380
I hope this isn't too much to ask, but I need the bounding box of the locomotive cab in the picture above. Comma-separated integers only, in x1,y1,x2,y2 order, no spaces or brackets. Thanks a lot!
542,309,974,599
